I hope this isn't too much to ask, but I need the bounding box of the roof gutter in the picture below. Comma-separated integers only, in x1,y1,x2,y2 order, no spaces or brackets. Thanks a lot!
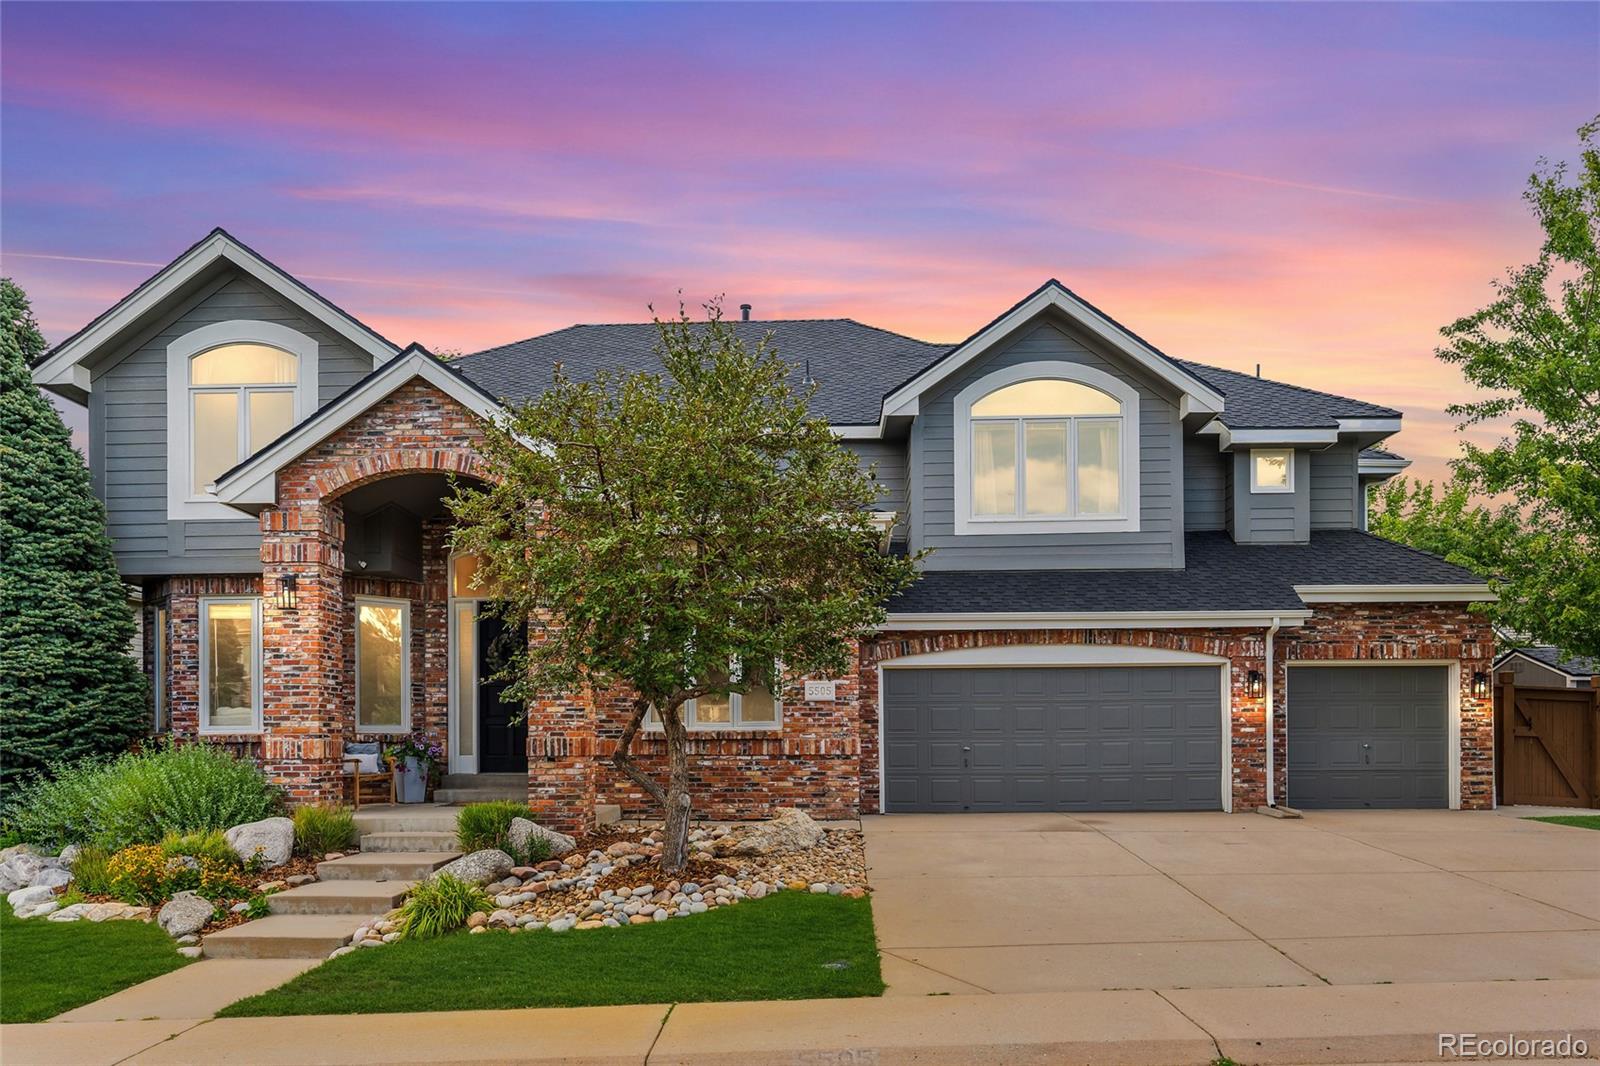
879,609,1314,632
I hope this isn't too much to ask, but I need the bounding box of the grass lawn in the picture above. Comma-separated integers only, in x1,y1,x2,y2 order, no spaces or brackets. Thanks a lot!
1526,814,1600,831
0,900,190,1022
221,891,882,1016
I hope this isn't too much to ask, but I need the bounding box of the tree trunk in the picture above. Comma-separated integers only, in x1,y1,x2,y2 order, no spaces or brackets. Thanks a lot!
659,702,694,874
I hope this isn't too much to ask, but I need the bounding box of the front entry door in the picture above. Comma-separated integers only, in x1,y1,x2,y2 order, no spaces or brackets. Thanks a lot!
476,613,528,773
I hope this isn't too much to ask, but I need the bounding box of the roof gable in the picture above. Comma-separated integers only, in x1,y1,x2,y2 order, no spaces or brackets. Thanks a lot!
879,280,1226,424
209,345,503,513
30,228,398,402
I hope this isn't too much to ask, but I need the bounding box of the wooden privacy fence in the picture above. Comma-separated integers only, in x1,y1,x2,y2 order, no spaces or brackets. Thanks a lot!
1495,671,1600,808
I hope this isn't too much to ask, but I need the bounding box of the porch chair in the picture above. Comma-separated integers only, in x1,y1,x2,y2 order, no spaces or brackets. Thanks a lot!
343,741,396,809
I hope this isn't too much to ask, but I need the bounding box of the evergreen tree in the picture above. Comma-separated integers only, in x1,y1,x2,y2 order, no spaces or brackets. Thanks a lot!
1,277,148,798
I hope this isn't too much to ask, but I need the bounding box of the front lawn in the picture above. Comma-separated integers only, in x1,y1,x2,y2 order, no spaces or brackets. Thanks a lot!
1526,814,1600,831
0,900,190,1022
220,891,882,1016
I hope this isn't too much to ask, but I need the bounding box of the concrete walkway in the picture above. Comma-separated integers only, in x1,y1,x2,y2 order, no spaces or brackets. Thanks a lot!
3,979,1595,1064
865,808,1600,995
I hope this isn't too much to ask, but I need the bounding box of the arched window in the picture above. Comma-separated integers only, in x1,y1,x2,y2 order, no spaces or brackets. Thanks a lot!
189,344,299,494
166,320,318,519
954,362,1140,534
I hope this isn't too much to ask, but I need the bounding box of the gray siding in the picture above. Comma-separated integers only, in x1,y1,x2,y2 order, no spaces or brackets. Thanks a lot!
1183,436,1228,531
91,269,375,576
909,321,1184,570
845,439,908,515
1310,442,1360,530
1500,655,1580,690
1230,450,1311,544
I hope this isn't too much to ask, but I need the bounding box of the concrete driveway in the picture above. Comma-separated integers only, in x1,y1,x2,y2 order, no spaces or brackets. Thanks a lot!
864,808,1600,996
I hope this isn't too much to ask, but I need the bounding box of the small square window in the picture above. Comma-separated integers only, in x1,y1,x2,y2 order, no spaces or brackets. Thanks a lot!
1250,449,1294,493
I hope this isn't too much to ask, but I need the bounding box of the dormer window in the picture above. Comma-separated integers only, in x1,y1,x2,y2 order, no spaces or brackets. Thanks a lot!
1250,448,1294,493
166,320,318,519
953,361,1141,535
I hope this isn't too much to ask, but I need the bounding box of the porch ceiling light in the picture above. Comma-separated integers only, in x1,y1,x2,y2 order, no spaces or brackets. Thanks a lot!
1247,669,1265,699
276,574,298,611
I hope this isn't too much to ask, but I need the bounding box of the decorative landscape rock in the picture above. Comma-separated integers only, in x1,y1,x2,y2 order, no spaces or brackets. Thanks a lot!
433,849,515,886
711,808,825,857
157,891,213,938
508,817,576,858
7,885,55,913
0,850,72,894
224,817,295,868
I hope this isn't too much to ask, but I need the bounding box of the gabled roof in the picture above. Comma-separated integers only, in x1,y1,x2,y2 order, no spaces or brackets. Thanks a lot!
209,344,503,513
456,319,946,426
1494,646,1597,679
878,280,1226,425
30,228,399,402
1176,360,1400,429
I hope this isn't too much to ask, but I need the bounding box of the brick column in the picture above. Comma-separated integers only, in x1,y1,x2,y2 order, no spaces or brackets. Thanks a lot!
523,615,598,832
259,499,347,803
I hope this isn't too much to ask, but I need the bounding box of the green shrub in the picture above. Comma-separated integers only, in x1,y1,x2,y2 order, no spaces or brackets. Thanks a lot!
244,894,272,920
160,829,238,867
70,845,115,896
7,740,281,851
523,832,553,864
293,804,356,857
394,874,491,940
455,801,531,860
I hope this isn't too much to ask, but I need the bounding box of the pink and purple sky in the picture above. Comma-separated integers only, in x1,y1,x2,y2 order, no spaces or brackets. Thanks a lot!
3,2,1596,482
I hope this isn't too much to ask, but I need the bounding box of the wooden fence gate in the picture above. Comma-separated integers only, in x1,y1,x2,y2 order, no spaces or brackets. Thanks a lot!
1495,672,1600,808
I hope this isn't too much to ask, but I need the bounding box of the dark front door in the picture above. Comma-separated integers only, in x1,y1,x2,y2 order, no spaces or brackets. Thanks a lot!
476,612,528,773
1287,666,1449,809
882,666,1223,812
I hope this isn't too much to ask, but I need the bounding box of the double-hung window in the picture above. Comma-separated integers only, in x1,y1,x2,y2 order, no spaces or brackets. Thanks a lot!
199,597,261,732
189,344,298,496
649,661,782,731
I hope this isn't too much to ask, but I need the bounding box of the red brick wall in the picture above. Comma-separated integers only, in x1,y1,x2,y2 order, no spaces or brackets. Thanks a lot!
143,575,266,765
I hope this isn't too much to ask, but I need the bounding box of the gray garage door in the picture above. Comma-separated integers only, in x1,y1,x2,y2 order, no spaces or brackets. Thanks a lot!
882,666,1222,813
1287,666,1449,809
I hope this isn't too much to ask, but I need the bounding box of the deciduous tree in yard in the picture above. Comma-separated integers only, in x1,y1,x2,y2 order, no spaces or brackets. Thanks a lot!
451,302,918,873
0,278,149,799
1375,117,1600,660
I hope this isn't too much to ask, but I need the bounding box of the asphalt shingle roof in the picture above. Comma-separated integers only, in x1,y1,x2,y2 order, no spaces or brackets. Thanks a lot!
885,531,1483,614
455,320,947,427
454,316,1400,431
1496,646,1597,678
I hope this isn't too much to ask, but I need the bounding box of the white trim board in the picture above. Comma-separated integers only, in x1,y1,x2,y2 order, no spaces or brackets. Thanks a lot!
1294,584,1495,603
881,609,1313,631
1285,659,1465,810
210,347,505,512
880,282,1225,427
32,229,396,401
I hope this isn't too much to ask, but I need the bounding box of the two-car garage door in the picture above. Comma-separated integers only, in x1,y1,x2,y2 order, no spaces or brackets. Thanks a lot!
882,666,1223,813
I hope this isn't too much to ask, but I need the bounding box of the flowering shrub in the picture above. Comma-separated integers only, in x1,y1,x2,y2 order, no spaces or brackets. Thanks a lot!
107,844,171,906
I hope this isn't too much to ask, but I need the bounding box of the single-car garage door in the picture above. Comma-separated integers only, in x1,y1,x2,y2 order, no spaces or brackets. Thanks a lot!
1287,665,1449,809
882,666,1222,813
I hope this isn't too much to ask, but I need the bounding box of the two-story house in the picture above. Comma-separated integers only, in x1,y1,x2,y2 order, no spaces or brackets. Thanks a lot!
31,230,1495,829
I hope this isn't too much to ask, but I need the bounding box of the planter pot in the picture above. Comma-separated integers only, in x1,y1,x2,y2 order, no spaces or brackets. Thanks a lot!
396,757,428,803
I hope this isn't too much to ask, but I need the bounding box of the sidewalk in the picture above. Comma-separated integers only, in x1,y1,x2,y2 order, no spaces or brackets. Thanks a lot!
3,978,1595,1065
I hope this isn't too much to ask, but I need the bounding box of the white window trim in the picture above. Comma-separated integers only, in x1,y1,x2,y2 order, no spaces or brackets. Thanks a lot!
167,320,319,520
953,361,1141,535
1250,447,1296,494
198,596,263,735
355,596,413,734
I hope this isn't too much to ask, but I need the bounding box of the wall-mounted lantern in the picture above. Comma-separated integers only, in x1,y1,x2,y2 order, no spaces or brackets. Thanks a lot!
275,574,298,611
1247,669,1265,699
1471,671,1489,699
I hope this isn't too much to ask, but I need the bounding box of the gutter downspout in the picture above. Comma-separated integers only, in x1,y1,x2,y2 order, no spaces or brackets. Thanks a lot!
1265,615,1281,808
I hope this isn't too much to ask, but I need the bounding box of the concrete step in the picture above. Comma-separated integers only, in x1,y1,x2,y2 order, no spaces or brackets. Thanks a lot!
317,852,457,882
202,914,370,959
351,806,460,834
438,772,526,789
360,831,459,853
434,787,525,804
268,880,414,916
